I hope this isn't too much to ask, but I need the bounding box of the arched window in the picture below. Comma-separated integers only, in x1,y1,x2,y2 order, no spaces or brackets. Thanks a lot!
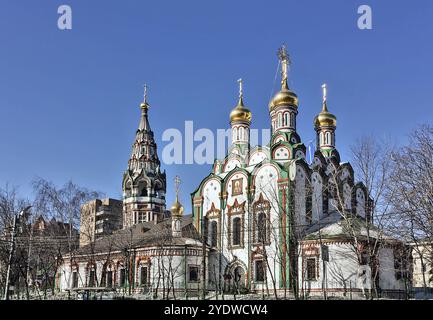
278,113,282,128
139,182,148,197
119,267,126,287
253,195,270,244
232,217,241,246
257,212,267,243
239,127,244,141
233,128,237,141
319,132,324,145
284,113,289,126
140,265,148,287
71,265,79,288
326,132,332,145
87,264,96,287
101,263,113,288
124,181,132,197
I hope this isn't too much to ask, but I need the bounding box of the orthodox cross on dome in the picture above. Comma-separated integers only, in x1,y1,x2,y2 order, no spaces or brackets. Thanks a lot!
277,45,291,87
238,78,243,99
321,83,328,111
322,83,327,103
174,175,181,197
143,84,148,104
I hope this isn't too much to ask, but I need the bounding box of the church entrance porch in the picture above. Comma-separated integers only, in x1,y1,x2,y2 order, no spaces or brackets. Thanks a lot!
223,263,248,294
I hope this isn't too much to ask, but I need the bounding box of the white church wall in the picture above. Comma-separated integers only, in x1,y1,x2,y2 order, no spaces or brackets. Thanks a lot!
378,246,404,291
251,164,282,290
298,242,373,295
223,172,249,266
202,179,221,214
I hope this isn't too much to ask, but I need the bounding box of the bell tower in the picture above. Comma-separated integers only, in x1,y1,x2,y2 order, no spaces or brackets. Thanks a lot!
122,85,167,227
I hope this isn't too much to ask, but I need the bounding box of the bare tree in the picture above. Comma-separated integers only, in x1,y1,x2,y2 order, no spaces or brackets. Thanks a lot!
387,124,433,296
325,136,395,299
31,178,103,297
0,183,31,299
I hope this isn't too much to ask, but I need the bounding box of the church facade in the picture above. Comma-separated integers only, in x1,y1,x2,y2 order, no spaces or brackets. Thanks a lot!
57,48,407,299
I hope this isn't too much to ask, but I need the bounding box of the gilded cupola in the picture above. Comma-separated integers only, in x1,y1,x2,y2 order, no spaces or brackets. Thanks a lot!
314,84,337,128
170,176,184,217
230,78,252,124
170,195,184,217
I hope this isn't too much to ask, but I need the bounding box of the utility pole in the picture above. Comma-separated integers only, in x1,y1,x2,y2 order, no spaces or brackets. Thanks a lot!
3,206,31,300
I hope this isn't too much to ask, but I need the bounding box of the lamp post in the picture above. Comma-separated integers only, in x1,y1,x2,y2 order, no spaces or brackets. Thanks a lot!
3,206,31,300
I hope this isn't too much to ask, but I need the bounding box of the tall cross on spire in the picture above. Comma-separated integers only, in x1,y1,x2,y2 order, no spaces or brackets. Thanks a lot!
277,45,290,89
322,83,327,102
236,78,245,107
143,84,148,104
174,175,181,198
322,83,328,111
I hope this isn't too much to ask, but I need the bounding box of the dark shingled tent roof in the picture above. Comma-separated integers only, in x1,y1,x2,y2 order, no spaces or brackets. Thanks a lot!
71,215,201,256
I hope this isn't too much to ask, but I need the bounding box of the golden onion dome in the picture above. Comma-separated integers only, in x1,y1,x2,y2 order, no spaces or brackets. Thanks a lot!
268,81,298,112
170,196,184,217
314,101,337,128
230,96,252,124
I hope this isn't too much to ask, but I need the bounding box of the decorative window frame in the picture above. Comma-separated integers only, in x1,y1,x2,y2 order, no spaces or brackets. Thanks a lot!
188,265,200,283
227,199,246,249
252,193,271,246
253,259,266,283
206,202,221,248
301,246,320,282
135,257,151,287
101,261,114,288
139,264,150,287
85,261,97,287
116,261,126,287
70,263,79,288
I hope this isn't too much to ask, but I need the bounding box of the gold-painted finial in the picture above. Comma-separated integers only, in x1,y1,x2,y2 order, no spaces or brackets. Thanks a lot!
278,45,290,90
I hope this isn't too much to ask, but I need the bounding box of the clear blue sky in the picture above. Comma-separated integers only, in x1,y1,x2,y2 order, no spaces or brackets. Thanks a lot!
1,0,432,213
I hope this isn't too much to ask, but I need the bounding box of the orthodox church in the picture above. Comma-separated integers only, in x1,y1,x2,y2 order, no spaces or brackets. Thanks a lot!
58,48,406,299
191,47,406,297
